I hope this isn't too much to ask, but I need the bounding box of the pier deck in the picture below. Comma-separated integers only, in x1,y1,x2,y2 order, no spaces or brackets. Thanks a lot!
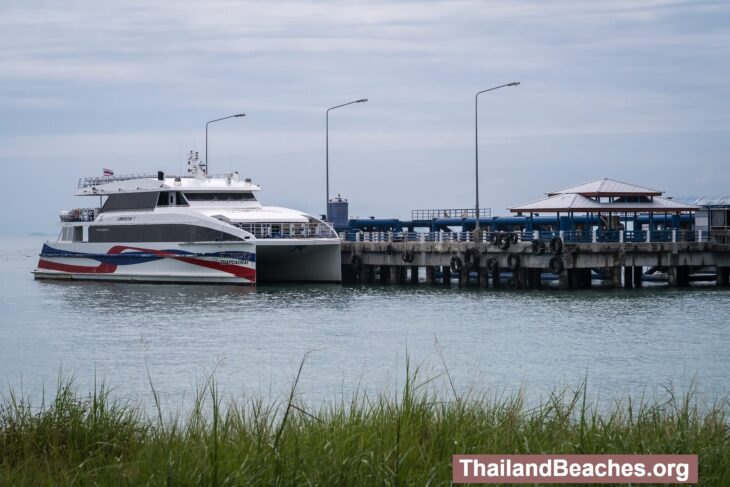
340,234,730,289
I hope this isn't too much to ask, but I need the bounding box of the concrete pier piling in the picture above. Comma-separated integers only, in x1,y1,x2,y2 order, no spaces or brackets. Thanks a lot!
342,238,730,290
717,267,730,287
426,266,436,285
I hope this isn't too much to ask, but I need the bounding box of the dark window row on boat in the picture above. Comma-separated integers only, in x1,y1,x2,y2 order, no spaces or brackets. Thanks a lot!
100,191,256,213
88,224,242,242
184,192,256,202
102,192,160,212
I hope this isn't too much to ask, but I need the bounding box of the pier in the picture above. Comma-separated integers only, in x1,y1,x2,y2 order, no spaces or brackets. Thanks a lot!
334,178,730,289
340,231,730,289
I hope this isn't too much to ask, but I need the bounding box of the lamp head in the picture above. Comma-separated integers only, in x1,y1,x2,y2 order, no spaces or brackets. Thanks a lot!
235,113,246,117
357,98,368,103
508,82,520,87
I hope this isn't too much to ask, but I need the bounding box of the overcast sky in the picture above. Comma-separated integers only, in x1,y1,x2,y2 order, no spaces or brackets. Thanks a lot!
1,0,729,235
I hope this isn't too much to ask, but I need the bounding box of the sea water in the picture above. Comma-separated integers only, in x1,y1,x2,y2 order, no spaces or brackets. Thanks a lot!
1,236,728,410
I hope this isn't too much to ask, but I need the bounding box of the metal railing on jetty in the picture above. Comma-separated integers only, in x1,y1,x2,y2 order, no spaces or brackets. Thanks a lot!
340,229,715,244
411,208,492,220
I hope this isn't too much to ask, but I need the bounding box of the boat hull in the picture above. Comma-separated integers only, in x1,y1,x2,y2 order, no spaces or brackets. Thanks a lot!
255,239,341,283
33,242,256,285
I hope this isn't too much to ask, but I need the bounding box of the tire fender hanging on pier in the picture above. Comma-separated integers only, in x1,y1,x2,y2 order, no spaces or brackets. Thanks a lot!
549,236,563,255
499,233,511,251
532,239,546,255
450,256,463,273
486,257,498,273
465,248,480,268
549,256,564,274
507,254,520,269
401,250,415,263
351,254,362,269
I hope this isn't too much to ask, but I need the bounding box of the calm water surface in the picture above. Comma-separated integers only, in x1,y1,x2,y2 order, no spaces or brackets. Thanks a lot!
1,236,728,409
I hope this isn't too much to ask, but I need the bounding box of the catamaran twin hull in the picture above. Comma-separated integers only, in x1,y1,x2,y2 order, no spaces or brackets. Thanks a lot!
36,164,344,285
33,242,257,284
33,240,343,284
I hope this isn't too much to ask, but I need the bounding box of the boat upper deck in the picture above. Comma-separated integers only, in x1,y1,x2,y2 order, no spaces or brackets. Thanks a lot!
76,172,261,196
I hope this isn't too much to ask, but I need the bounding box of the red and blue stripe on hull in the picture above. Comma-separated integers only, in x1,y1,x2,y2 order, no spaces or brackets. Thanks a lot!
35,244,256,283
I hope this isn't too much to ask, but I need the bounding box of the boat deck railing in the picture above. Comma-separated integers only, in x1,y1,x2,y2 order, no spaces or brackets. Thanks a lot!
77,173,247,189
232,222,338,239
59,208,101,222
78,174,159,188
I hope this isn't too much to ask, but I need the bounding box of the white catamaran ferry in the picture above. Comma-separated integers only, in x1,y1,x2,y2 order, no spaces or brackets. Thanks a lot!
33,153,342,284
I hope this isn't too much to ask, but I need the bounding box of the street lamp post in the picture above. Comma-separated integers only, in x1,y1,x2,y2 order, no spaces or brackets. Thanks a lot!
326,98,368,221
474,82,519,236
205,113,246,173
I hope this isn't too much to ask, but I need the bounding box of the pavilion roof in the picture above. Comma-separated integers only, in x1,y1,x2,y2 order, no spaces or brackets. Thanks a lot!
509,193,699,213
546,178,662,197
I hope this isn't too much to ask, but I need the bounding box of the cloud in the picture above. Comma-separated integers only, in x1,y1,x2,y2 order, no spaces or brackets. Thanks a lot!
1,0,729,234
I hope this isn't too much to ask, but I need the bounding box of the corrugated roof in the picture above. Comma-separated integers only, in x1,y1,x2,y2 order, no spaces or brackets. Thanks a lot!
509,194,699,213
673,196,730,207
546,178,662,197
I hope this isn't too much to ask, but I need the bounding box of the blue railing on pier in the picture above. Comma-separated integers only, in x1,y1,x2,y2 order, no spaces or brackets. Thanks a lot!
411,208,492,221
340,229,711,244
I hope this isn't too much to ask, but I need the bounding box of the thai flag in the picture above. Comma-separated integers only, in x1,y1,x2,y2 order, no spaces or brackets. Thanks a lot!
103,168,114,176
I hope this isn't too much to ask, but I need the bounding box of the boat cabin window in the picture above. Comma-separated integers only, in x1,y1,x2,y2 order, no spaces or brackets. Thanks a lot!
156,191,189,207
183,192,256,202
101,192,159,212
89,224,242,242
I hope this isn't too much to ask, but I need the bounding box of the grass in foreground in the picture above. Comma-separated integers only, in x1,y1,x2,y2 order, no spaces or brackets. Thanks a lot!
1,365,729,486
